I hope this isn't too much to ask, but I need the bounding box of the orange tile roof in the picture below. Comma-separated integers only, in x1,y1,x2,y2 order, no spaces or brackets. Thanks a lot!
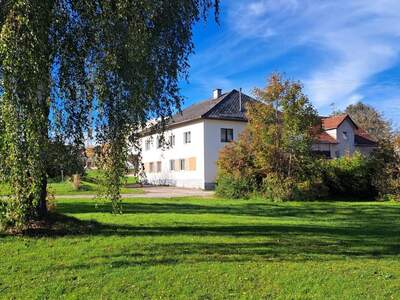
321,114,358,130
315,131,338,144
355,128,376,145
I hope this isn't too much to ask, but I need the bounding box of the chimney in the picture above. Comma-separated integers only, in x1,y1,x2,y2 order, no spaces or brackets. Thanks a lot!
213,88,222,99
239,88,243,112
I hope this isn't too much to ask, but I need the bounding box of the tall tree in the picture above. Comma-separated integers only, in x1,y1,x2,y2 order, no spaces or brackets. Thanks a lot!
0,0,219,228
217,74,320,200
252,74,320,181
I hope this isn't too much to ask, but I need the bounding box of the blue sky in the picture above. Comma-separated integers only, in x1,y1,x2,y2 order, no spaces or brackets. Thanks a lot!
179,0,400,129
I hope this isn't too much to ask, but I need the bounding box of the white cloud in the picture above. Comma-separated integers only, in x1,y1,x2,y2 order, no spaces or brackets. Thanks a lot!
347,94,364,106
225,0,400,110
183,0,400,127
248,2,269,16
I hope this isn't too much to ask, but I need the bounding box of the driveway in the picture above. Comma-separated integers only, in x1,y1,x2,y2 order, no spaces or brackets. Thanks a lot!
56,186,215,199
139,186,214,198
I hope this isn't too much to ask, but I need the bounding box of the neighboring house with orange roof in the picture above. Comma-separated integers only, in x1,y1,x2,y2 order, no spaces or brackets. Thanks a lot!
140,89,377,189
313,114,377,158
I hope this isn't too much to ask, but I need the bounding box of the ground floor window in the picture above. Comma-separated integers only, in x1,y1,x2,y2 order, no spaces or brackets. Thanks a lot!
179,159,186,171
147,158,196,173
169,160,175,171
188,157,196,171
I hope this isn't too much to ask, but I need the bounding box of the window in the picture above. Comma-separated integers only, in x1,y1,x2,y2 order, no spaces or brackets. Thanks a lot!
179,159,186,171
188,157,196,171
169,159,175,171
149,162,154,173
184,131,191,144
221,128,233,142
145,139,151,151
157,161,162,173
169,134,175,147
342,131,348,140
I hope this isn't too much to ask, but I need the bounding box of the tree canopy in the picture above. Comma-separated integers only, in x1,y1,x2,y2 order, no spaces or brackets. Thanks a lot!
336,101,392,142
0,0,219,228
217,74,320,200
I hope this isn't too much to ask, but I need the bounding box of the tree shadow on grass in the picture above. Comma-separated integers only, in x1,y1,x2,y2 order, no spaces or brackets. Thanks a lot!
57,200,400,228
20,201,400,244
59,199,396,215
15,206,400,266
51,226,400,270
3,200,400,268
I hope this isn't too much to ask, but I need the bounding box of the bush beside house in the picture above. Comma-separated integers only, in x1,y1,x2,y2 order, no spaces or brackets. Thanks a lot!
216,74,400,201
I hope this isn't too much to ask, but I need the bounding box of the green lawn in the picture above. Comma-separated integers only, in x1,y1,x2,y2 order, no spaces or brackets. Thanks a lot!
1,198,400,299
0,170,142,196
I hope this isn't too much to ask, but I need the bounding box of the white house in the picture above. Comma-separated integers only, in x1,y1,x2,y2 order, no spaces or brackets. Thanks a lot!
139,89,376,190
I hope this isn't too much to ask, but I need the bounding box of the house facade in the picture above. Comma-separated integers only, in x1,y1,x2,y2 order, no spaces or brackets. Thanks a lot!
313,114,377,158
140,89,376,189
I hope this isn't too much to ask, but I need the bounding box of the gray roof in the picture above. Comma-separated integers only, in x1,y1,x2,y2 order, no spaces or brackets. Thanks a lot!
169,89,257,126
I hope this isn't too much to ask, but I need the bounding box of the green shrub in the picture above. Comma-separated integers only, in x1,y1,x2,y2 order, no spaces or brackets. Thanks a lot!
261,174,296,201
321,152,376,197
216,174,255,199
380,194,400,202
260,174,329,201
294,179,329,201
373,175,400,201
0,199,7,231
0,198,22,231
369,142,400,200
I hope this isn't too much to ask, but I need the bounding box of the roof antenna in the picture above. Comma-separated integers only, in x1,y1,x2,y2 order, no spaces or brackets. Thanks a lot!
239,88,243,112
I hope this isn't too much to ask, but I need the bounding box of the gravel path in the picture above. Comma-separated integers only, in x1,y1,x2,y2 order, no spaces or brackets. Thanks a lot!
55,186,215,199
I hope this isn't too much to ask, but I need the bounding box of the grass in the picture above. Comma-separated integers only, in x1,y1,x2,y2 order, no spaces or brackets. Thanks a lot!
0,170,142,196
1,198,400,299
